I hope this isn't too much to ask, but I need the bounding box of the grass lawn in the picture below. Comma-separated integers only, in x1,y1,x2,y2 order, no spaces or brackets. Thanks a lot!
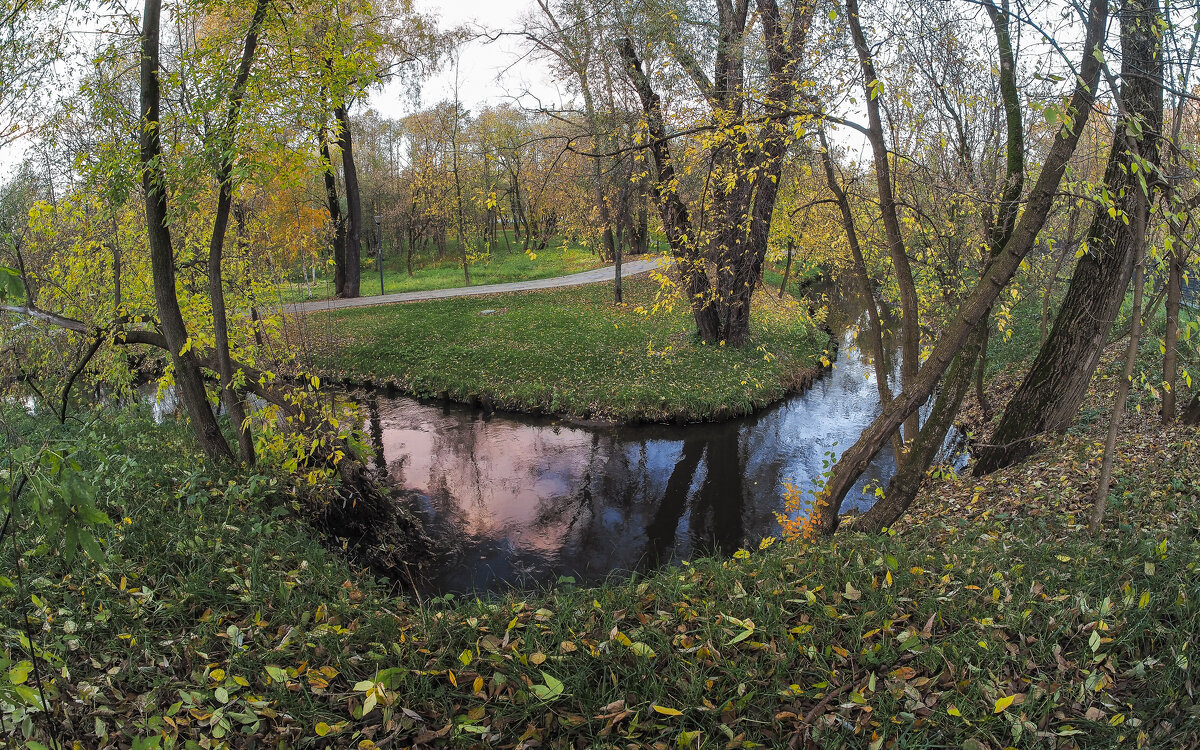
282,234,606,303
5,400,1198,749
302,276,832,422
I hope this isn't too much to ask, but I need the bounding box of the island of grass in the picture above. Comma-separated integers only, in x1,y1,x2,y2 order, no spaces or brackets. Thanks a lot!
282,235,606,303
303,275,832,422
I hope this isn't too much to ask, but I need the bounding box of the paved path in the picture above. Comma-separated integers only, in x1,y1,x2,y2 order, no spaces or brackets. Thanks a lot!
286,259,661,314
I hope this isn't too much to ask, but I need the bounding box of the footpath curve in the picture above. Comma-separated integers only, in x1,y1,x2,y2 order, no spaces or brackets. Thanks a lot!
286,258,661,315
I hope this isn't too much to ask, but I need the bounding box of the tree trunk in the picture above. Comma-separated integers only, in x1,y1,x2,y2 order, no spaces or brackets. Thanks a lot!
206,0,267,466
1090,195,1147,534
110,215,122,310
334,104,362,298
845,0,922,442
1041,207,1080,344
779,239,794,298
618,37,721,342
812,0,1108,533
1162,226,1183,421
818,129,894,414
852,326,982,533
974,321,991,418
319,130,347,296
140,0,232,462
974,0,1162,476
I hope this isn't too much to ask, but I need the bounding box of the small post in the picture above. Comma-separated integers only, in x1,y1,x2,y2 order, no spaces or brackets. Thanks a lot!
374,213,384,295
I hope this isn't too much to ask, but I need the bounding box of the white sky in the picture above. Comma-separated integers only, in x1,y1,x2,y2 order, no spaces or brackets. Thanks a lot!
371,0,561,119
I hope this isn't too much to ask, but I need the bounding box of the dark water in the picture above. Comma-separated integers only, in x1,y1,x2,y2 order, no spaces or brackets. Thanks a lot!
361,300,936,595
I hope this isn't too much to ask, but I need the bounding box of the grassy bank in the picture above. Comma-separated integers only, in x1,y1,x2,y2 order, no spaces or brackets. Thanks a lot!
283,235,606,303
302,276,832,422
2,403,1198,748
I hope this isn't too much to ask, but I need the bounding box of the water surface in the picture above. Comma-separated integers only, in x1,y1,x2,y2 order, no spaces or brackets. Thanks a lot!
365,303,917,594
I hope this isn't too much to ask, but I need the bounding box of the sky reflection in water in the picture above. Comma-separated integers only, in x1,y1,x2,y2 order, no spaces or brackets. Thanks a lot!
365,310,904,595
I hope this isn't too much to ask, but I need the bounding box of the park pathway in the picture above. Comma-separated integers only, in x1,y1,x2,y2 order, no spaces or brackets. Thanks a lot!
286,258,661,315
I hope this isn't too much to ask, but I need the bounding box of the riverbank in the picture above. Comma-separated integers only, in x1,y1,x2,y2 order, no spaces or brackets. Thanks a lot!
299,276,833,423
2,399,1197,748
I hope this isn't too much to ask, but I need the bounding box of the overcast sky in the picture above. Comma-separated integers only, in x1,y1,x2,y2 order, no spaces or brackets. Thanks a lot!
371,0,560,119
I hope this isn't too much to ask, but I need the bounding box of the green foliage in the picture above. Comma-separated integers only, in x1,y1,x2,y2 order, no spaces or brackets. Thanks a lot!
306,277,829,421
1,412,110,568
0,264,23,301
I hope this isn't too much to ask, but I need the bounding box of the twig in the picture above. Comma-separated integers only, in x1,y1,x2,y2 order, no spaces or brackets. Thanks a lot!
786,679,856,749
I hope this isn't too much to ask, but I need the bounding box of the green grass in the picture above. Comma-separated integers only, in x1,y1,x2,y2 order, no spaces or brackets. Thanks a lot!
303,276,831,422
3,405,1198,748
762,259,825,297
282,233,606,303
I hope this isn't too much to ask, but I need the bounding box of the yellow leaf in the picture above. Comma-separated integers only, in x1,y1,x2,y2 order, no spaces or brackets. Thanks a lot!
473,676,484,693
653,704,684,716
994,694,1017,713
209,669,225,682
947,705,962,717
315,722,331,736
844,582,862,601
448,670,457,687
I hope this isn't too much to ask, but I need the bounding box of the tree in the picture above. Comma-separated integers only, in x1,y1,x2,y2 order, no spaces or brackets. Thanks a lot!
303,0,447,298
140,0,234,462
973,0,1163,476
847,0,1027,533
618,0,817,346
524,0,623,301
1,0,69,149
841,0,923,442
812,0,1109,534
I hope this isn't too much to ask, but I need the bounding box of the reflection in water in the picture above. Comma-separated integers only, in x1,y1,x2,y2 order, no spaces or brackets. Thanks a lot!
367,302,911,595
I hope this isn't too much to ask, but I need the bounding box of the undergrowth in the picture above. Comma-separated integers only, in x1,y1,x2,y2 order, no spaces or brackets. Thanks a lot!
1,402,1198,748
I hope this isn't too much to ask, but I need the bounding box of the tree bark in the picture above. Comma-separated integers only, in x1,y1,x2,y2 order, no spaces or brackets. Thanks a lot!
1090,195,1147,534
335,104,362,298
319,128,347,296
845,0,922,442
812,0,1108,533
140,0,232,462
852,327,982,533
618,37,721,342
207,0,267,465
1163,232,1183,421
1183,392,1200,425
975,0,1161,475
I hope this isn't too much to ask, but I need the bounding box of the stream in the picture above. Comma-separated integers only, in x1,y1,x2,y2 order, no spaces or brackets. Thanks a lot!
359,295,943,595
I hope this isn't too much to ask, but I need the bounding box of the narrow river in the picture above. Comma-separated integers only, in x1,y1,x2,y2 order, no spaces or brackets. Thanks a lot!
360,297,928,595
